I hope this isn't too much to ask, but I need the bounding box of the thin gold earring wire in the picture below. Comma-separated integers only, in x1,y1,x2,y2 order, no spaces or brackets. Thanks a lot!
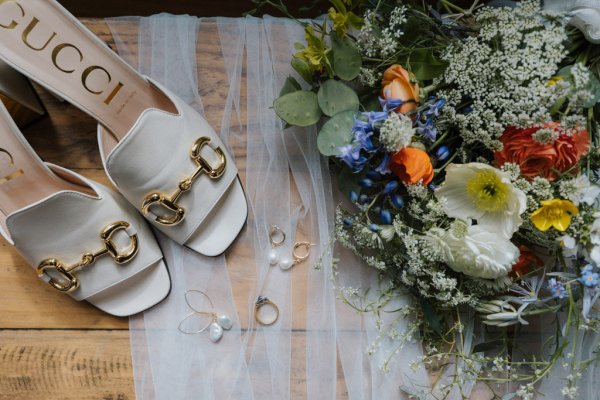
178,290,217,335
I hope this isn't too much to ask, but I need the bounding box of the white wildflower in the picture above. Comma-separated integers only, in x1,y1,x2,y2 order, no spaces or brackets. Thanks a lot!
439,1,569,150
530,177,553,200
379,113,415,152
532,127,559,144
500,162,521,181
559,175,600,206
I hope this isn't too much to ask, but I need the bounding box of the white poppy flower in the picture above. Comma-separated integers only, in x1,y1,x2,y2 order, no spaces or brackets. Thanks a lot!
442,224,520,280
434,163,527,239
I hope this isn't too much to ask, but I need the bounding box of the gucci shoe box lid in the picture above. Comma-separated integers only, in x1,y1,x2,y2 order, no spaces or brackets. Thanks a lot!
0,59,46,129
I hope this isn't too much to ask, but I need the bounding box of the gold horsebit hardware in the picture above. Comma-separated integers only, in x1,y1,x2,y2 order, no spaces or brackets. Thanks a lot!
141,137,227,226
36,221,139,293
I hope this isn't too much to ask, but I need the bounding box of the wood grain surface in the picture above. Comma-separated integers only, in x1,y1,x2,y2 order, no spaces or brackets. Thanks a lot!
0,18,493,400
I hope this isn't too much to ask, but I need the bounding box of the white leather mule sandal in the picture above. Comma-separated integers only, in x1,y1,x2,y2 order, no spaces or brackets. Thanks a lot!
0,101,171,316
0,0,248,256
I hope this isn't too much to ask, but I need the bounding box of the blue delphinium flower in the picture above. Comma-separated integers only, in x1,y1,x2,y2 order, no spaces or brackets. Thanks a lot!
380,209,392,224
368,224,380,232
416,116,438,141
379,97,404,113
382,180,399,194
355,129,377,152
436,145,450,161
364,111,388,125
581,265,599,288
338,144,367,172
352,117,372,133
390,193,404,208
547,278,568,299
414,98,445,141
424,98,446,118
374,153,391,175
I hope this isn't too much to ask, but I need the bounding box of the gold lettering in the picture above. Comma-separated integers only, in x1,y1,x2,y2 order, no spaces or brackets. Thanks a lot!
5,5,126,107
81,66,111,95
104,82,124,105
22,17,57,51
0,0,24,30
51,43,83,74
0,148,24,184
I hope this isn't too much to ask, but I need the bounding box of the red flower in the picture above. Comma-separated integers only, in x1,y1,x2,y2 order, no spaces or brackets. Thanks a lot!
510,245,543,277
494,124,589,181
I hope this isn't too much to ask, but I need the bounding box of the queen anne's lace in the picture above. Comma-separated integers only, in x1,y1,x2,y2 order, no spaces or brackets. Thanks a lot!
439,1,569,150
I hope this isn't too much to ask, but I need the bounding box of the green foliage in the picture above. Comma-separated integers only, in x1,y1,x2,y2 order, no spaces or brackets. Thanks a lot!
291,57,314,84
336,166,366,198
399,48,448,81
279,76,302,97
331,32,362,81
317,110,359,155
317,79,359,117
419,298,442,334
274,90,322,127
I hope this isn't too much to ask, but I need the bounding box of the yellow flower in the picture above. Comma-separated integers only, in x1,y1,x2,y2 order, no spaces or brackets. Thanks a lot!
530,199,579,232
327,0,363,37
294,26,330,70
328,8,348,36
466,169,510,212
547,76,563,87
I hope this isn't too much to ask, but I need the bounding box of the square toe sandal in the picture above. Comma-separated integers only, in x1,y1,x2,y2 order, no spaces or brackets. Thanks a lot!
0,101,171,316
0,0,248,256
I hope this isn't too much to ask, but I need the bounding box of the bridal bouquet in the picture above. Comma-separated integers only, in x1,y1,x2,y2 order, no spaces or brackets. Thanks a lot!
268,0,600,397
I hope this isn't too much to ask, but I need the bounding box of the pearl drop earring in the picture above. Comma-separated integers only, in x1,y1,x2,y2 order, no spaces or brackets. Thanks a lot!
268,225,286,266
267,225,315,271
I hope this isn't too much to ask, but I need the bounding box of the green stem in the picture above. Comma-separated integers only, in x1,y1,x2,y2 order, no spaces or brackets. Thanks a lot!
428,131,449,152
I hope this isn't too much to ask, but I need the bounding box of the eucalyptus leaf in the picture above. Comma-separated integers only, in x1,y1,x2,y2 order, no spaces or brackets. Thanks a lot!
331,33,362,81
291,57,313,83
317,110,359,156
502,393,517,400
280,76,302,97
274,90,322,127
317,79,360,116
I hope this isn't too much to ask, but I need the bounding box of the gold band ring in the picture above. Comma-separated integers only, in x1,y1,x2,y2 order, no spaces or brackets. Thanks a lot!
255,296,279,325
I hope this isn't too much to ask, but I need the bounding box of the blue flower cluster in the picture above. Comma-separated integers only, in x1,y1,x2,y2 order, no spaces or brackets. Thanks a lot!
338,111,387,173
547,278,568,299
338,97,448,227
581,265,599,288
416,98,445,141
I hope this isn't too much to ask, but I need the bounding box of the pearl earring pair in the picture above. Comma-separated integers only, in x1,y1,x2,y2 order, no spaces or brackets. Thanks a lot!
267,225,314,270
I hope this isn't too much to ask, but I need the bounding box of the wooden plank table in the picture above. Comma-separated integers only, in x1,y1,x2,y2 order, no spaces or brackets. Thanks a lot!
0,18,493,400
